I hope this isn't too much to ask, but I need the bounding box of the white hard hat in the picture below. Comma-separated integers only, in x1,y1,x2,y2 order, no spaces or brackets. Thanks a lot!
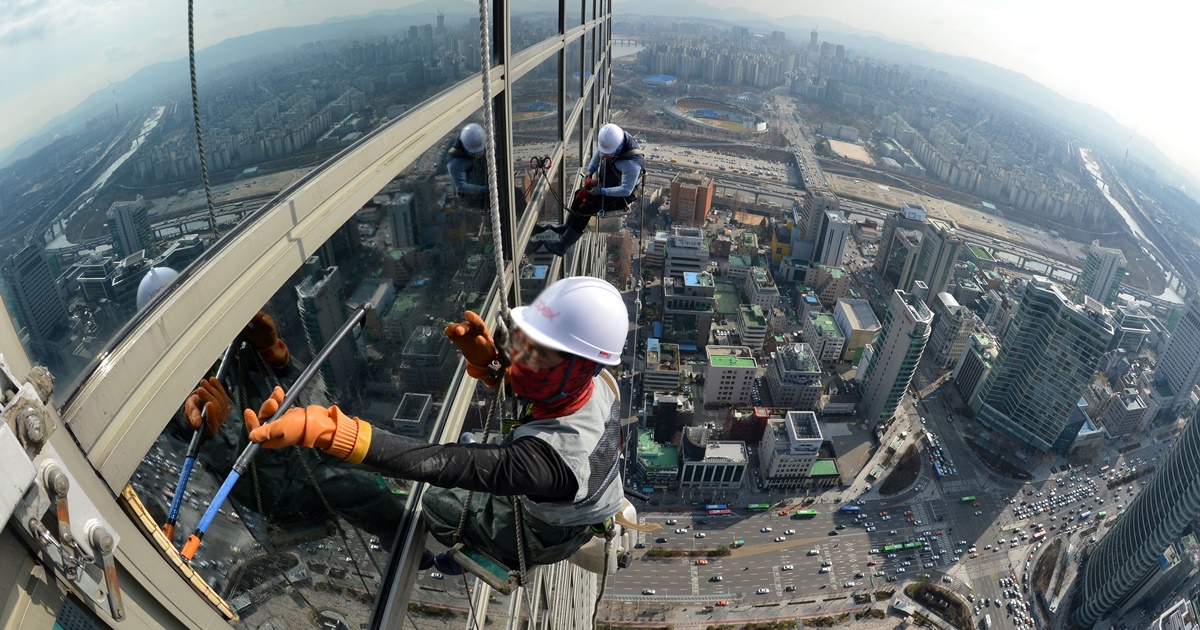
460,123,486,154
597,123,624,155
136,266,179,310
510,276,628,365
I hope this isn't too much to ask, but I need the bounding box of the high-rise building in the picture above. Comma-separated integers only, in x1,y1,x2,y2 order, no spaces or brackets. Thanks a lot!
106,195,157,258
814,211,849,267
1072,404,1200,626
802,190,840,243
859,290,932,429
874,202,926,278
744,266,780,310
663,226,708,279
764,343,822,410
927,292,975,369
1155,298,1200,405
663,271,715,348
703,345,757,406
668,171,714,225
973,279,1113,453
1073,240,1127,306
3,243,69,357
911,218,962,296
952,332,997,407
386,192,419,248
803,310,845,363
296,257,358,396
758,411,824,489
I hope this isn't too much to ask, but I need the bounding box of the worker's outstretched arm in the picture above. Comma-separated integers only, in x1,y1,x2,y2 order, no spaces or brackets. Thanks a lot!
245,388,576,501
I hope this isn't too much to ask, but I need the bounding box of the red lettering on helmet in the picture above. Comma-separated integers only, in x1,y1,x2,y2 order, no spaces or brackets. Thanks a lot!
533,298,559,321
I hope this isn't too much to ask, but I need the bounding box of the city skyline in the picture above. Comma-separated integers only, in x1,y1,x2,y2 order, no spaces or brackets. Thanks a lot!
2,1,1199,193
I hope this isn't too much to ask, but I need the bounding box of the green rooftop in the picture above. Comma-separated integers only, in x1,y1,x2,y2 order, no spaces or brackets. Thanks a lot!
810,313,843,336
638,429,679,470
968,244,994,261
810,459,839,476
742,305,767,327
709,354,757,368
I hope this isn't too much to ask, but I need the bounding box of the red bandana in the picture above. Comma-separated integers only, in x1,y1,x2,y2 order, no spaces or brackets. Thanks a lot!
510,356,598,419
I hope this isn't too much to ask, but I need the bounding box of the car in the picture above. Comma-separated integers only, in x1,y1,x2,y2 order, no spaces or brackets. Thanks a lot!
665,519,677,525
887,553,897,558
716,600,729,606
711,575,723,582
908,517,916,522
775,536,786,542
785,585,796,592
643,589,657,595
868,560,878,566
889,530,898,535
757,588,771,595
844,581,857,587
869,548,879,554
855,572,865,578
782,565,794,571
836,524,846,530
430,572,444,579
866,527,877,532
695,533,706,539
896,568,906,573
656,537,669,543
676,528,687,534
829,530,839,536
879,511,889,516
975,511,983,515
902,561,911,566
761,527,773,533
785,529,795,535
822,560,832,567
904,510,913,515
695,559,709,565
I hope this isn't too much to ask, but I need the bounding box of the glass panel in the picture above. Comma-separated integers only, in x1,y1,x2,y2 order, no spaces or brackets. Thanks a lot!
512,0,560,55
513,54,563,224
7,24,474,406
123,107,501,628
567,37,584,103
586,28,596,78
578,0,587,26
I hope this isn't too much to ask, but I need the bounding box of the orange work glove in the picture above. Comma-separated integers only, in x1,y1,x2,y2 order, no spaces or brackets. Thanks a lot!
242,311,291,371
184,377,231,437
444,311,498,369
243,386,372,463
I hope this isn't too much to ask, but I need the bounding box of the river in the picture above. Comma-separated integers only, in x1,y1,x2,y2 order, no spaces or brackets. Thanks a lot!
1079,147,1183,303
81,105,166,198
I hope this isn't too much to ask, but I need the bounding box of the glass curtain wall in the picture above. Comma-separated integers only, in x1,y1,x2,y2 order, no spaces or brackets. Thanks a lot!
30,0,613,627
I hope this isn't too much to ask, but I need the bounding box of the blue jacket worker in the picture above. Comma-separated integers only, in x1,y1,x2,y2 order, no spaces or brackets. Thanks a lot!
527,123,643,256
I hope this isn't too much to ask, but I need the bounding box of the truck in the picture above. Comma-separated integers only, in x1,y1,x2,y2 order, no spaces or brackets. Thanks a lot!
731,540,744,549
983,615,992,630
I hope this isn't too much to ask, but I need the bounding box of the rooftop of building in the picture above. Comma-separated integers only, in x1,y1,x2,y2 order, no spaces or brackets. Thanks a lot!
674,226,703,239
786,410,823,440
707,345,757,368
701,441,748,464
684,271,714,287
393,392,432,422
779,343,819,373
810,459,839,477
836,298,880,331
296,263,338,299
741,304,767,327
638,429,680,470
729,254,753,267
808,312,844,336
520,264,548,280
894,290,933,321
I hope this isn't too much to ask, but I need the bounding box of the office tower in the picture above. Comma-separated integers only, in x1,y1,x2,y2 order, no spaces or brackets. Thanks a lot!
814,210,849,267
2,243,69,356
803,309,845,363
974,279,1113,453
927,292,975,368
807,263,851,308
1073,240,1127,306
879,228,922,293
663,227,707,280
106,195,157,258
668,171,714,225
859,290,932,429
1154,297,1200,405
952,332,997,407
802,190,840,243
759,411,824,489
1072,403,1200,626
744,266,780,310
703,345,757,406
386,192,419,248
765,343,822,410
809,28,819,50
663,271,715,349
874,202,926,277
912,218,962,296
296,257,358,396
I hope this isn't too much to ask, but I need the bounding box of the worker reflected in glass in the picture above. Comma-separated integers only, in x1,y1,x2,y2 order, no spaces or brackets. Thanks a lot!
526,123,644,257
171,311,406,543
241,277,629,574
447,122,528,216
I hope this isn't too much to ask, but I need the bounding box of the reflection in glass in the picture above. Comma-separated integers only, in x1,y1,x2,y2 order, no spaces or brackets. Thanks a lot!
9,22,493,406
125,118,503,627
511,0,560,54
513,55,563,223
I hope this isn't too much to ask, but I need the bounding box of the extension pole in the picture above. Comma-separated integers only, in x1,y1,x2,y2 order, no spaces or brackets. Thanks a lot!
181,303,371,560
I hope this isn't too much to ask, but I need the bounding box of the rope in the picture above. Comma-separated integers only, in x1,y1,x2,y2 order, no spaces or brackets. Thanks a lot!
186,0,221,239
475,0,509,320
592,535,613,627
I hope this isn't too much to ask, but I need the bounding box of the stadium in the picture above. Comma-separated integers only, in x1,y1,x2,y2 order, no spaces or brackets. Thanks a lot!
669,98,768,133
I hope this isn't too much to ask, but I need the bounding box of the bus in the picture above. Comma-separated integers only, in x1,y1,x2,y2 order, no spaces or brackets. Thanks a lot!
1031,530,1046,541
1078,511,1092,521
1097,511,1107,519
708,509,733,517
748,503,770,511
705,504,728,511
1100,465,1111,473
839,505,862,513
904,541,922,549
960,496,976,503
791,509,819,520
883,544,902,552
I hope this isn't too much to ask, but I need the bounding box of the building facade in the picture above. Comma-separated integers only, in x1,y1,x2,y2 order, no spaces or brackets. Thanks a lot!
1156,298,1200,408
669,171,715,225
703,345,758,406
927,292,975,369
833,298,881,362
1073,240,1127,306
974,280,1113,453
106,195,157,258
859,290,932,429
803,310,846,363
764,342,823,410
758,411,824,489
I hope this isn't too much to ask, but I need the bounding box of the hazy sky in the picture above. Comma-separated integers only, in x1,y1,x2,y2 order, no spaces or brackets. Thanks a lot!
3,0,1197,182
